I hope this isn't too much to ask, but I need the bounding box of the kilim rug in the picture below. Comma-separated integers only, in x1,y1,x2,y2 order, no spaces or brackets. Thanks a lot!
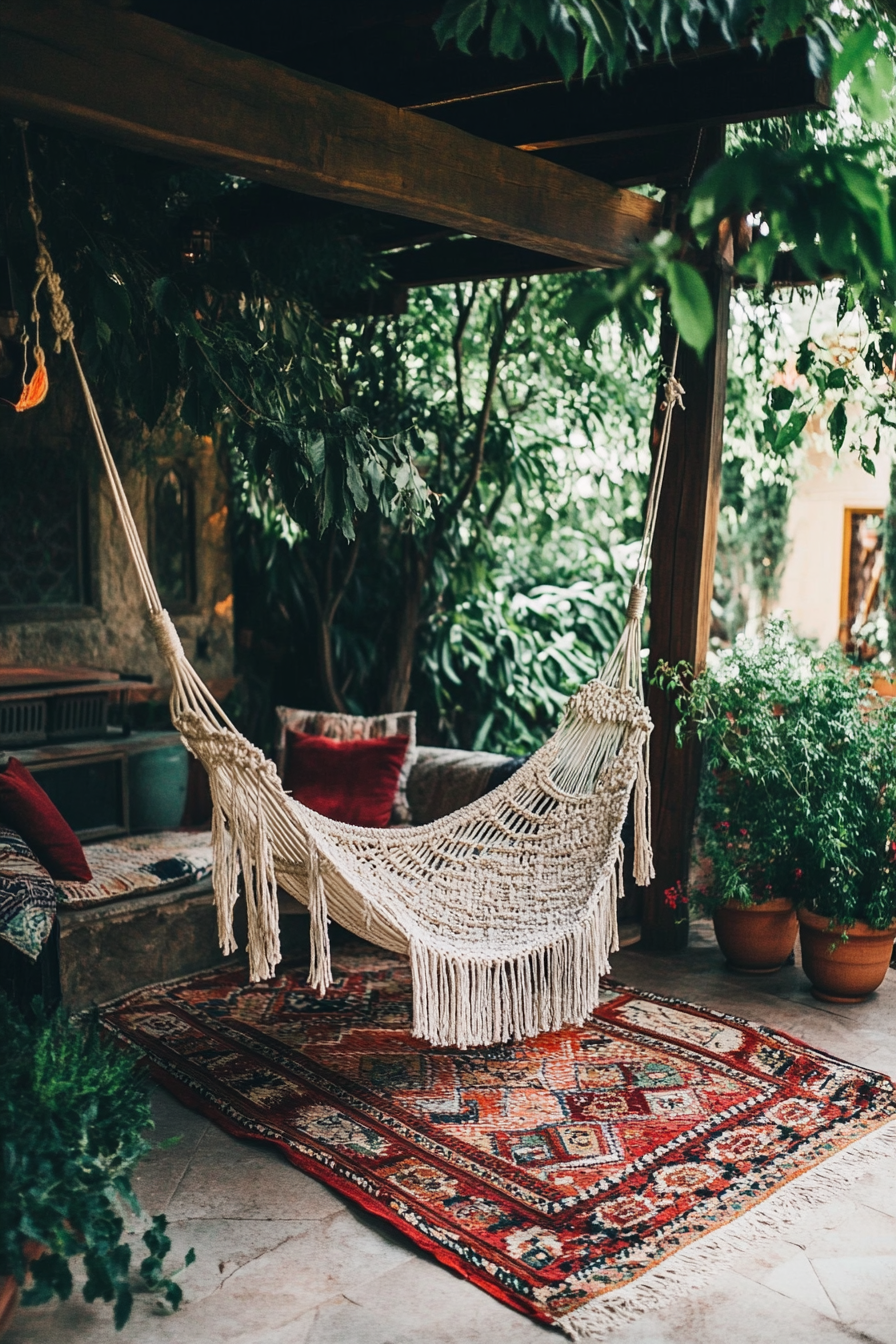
102,942,896,1339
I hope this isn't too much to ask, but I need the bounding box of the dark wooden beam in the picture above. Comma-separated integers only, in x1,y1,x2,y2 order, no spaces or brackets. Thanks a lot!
384,236,586,286
0,0,660,270
540,130,700,189
417,38,829,148
642,135,732,952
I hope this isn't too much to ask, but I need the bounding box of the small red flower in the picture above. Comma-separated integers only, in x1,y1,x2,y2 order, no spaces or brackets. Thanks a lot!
664,881,689,910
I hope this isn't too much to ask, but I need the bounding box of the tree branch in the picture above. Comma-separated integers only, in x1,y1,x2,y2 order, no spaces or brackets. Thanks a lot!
452,281,478,424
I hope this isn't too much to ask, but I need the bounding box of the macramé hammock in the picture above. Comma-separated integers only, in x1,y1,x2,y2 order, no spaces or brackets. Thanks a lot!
21,160,683,1048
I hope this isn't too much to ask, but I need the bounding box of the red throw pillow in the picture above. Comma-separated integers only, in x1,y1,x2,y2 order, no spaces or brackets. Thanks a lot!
283,730,410,828
0,757,92,881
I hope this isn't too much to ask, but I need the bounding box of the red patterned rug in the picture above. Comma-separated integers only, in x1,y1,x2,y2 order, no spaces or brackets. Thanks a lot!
103,942,896,1339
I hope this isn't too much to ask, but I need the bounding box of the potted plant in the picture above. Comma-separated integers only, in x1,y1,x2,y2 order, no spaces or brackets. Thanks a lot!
794,678,896,1002
0,998,193,1334
659,620,896,985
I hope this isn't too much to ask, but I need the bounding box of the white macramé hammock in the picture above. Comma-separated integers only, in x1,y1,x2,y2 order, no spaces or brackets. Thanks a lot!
26,179,683,1048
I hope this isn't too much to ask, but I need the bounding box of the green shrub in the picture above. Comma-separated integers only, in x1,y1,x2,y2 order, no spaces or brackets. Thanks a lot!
659,619,896,929
0,999,192,1328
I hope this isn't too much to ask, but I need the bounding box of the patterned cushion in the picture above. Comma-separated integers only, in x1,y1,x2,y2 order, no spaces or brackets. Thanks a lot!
57,830,213,909
274,708,417,824
405,747,514,825
0,825,57,961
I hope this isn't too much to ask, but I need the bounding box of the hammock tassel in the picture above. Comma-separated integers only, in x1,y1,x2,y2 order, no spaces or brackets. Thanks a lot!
633,733,655,886
306,839,332,996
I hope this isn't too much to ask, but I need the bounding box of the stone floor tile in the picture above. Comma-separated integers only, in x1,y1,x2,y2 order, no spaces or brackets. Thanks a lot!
129,1087,210,1217
154,1208,414,1342
810,1255,896,1343
592,1268,859,1344
800,1204,896,1259
152,1217,313,1304
757,1249,839,1319
846,1161,896,1218
165,1121,346,1221
729,1235,811,1282
276,1255,556,1344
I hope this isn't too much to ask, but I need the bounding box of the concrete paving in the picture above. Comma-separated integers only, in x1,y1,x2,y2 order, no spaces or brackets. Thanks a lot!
9,922,896,1344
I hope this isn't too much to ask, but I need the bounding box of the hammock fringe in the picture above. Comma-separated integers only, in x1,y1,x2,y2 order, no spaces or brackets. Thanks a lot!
409,845,623,1049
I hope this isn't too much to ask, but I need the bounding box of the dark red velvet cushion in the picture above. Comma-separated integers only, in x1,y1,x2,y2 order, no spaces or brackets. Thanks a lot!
0,757,92,881
282,730,410,828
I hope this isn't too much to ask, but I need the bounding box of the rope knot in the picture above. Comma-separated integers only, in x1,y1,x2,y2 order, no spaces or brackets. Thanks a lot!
626,585,647,621
149,609,185,664
661,375,685,413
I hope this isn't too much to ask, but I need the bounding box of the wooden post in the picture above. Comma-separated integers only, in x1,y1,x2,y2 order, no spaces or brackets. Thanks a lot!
641,209,732,951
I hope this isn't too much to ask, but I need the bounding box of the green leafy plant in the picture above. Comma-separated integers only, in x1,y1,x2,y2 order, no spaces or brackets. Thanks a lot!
435,0,851,89
0,1000,193,1329
657,618,896,929
444,1,896,361
234,275,656,747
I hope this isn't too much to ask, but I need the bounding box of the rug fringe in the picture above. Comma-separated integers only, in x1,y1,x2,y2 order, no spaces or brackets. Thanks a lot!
562,1114,896,1341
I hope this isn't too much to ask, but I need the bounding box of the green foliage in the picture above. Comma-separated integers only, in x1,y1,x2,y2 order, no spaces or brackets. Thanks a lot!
236,276,655,749
467,2,896,360
884,455,896,655
0,1001,192,1329
423,540,631,753
0,124,429,543
658,619,896,929
435,0,845,87
566,231,715,356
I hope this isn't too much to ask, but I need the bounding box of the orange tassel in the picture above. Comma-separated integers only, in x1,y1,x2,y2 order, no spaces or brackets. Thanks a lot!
12,349,48,412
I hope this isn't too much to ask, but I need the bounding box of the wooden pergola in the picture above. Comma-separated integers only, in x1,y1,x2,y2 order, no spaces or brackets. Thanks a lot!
0,0,831,950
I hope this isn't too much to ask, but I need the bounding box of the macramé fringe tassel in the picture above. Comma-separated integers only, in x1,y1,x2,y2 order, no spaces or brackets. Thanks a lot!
205,752,281,983
409,850,622,1048
306,839,332,995
632,732,654,886
561,1114,896,1341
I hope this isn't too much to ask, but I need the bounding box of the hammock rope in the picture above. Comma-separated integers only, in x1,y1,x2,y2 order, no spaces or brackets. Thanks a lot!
19,146,685,1047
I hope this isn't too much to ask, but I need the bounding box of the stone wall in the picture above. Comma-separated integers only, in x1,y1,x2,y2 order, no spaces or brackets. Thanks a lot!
0,375,234,692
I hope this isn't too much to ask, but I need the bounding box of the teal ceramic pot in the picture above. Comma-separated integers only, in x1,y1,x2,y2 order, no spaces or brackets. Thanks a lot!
128,743,189,832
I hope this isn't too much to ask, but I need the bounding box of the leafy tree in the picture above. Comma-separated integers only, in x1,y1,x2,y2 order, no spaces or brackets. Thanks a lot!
236,275,658,747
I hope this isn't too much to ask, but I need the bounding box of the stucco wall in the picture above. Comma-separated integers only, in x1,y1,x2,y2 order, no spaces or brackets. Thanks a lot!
776,434,891,646
0,379,234,691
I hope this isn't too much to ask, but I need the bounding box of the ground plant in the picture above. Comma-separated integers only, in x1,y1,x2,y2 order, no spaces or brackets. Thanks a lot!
658,619,896,930
0,1000,193,1330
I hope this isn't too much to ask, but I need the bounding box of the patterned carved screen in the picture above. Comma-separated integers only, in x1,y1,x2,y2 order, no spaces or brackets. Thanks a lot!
0,438,91,609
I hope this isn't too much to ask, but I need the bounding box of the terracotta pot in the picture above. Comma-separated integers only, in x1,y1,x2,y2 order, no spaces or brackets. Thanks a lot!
712,897,798,973
0,1241,45,1339
798,908,896,1003
0,1275,18,1340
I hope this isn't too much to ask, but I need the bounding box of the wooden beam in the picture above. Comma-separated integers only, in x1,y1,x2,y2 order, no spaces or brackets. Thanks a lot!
384,236,587,286
642,133,732,951
0,0,659,270
418,38,829,149
540,130,700,190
